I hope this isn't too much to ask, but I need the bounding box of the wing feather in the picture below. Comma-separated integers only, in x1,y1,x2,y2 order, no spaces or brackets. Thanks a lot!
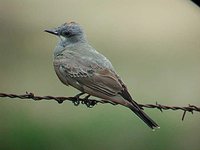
54,55,124,97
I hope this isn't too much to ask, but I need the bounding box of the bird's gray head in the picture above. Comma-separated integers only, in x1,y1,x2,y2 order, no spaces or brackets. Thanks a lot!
45,22,87,46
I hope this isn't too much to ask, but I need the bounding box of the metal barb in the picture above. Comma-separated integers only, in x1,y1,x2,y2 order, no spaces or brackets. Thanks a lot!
182,110,187,121
156,102,163,112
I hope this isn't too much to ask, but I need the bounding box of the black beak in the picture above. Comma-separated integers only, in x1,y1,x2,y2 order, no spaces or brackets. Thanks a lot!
44,29,58,36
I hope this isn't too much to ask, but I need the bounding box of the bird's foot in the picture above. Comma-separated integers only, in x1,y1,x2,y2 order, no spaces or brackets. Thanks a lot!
81,95,97,108
72,92,85,106
72,93,98,107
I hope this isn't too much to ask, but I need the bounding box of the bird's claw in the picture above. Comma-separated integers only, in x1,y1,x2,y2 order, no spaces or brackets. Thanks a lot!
84,99,97,108
72,92,85,106
73,100,80,106
81,95,97,108
72,93,97,107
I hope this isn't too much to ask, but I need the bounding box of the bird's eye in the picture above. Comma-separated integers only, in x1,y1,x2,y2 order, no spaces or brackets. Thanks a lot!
62,30,73,37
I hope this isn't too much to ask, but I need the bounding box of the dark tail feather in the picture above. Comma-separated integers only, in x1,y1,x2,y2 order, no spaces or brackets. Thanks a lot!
129,102,159,129
119,89,159,129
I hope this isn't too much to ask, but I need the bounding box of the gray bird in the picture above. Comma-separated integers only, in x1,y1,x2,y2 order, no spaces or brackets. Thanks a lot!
45,22,159,129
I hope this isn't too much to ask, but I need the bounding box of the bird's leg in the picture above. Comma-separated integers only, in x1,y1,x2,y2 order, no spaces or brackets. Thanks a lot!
81,94,97,108
75,92,85,99
81,94,91,107
73,92,85,106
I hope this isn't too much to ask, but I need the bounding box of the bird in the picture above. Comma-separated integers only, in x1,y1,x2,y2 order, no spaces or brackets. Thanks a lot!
45,22,159,129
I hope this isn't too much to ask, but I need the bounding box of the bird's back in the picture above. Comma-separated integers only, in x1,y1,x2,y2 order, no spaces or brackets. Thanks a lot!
58,42,115,72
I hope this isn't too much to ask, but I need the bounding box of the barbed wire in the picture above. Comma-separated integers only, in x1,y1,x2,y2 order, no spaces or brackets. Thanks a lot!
0,92,199,120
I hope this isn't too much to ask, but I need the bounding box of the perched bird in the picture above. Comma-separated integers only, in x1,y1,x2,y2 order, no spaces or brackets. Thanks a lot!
45,22,159,129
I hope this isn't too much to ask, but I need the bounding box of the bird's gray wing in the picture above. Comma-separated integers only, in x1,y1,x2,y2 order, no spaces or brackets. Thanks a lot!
55,55,124,97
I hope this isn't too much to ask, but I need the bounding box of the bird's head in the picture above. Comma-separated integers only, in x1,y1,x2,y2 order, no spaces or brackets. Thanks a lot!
45,22,86,46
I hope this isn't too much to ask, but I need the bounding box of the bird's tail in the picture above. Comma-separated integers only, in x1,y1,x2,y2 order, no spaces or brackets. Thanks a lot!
129,101,159,130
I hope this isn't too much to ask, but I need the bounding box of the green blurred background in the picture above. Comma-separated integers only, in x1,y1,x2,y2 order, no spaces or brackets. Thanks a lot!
0,0,200,150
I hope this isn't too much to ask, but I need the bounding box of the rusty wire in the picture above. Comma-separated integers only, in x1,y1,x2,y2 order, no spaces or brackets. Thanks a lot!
0,92,199,120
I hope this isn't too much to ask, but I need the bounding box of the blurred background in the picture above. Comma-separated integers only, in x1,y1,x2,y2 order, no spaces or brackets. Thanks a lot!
0,0,200,150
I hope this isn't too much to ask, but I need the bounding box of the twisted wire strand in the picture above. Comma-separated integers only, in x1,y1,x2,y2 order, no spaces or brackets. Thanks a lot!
0,92,199,120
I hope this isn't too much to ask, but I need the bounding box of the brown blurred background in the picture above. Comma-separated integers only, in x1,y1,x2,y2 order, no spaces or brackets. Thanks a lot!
0,0,200,150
